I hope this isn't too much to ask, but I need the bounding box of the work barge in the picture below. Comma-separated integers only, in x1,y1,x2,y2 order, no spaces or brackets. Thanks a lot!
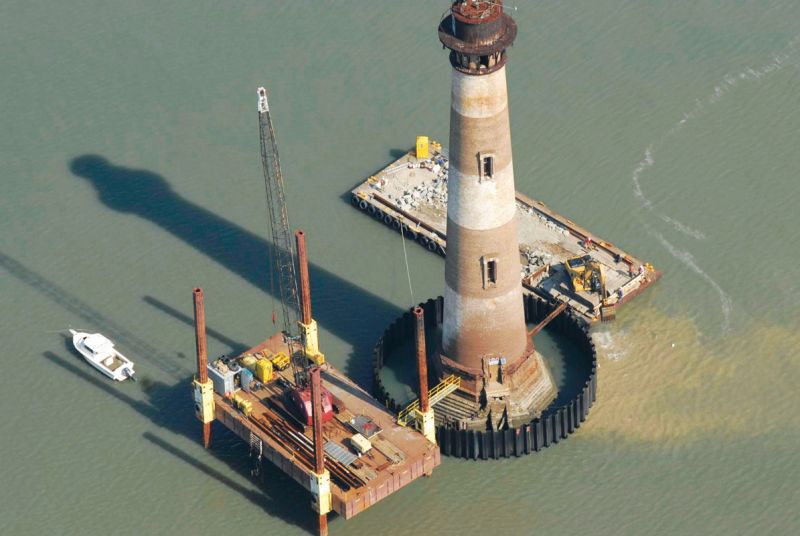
192,283,440,532
214,337,439,518
351,143,661,322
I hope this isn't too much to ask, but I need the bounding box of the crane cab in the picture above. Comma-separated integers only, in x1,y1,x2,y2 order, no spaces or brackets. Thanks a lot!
289,385,334,426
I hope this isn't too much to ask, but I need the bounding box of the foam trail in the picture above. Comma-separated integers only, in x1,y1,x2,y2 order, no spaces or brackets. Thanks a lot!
626,35,800,331
593,329,627,362
660,215,707,240
631,145,654,210
632,34,800,242
653,231,732,334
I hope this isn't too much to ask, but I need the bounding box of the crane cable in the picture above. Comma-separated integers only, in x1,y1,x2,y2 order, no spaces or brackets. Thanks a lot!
398,215,415,306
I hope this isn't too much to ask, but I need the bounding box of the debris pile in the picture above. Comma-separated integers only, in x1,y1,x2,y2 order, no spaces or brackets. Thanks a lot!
389,157,450,211
518,204,570,236
522,247,553,267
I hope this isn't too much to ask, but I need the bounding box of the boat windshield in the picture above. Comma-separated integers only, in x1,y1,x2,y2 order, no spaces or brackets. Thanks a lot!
83,334,114,356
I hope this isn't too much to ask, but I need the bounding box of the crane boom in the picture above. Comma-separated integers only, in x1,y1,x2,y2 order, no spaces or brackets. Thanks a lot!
257,87,307,387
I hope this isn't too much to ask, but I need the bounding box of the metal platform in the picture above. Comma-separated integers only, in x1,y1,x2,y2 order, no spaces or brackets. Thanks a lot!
350,146,660,322
213,332,440,520
324,441,358,467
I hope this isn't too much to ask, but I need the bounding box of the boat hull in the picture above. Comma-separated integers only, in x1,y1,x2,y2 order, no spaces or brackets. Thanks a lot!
69,330,136,382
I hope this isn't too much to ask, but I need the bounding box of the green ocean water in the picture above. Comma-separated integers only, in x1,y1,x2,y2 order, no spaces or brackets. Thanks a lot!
2,1,799,534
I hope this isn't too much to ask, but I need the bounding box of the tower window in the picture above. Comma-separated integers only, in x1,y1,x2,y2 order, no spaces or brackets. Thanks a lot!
479,153,495,181
481,255,499,289
487,260,497,284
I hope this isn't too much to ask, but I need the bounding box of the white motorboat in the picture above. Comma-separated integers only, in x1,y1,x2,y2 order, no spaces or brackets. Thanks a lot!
69,329,136,382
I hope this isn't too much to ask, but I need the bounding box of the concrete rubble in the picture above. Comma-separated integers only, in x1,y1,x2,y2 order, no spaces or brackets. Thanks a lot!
381,157,449,212
521,247,555,279
522,247,553,267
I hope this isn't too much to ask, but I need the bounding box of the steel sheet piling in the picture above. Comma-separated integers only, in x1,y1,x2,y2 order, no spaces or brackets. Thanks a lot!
372,294,598,459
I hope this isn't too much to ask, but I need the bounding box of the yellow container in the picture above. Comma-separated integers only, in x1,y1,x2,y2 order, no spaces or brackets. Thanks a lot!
254,358,273,383
416,136,429,159
232,393,253,416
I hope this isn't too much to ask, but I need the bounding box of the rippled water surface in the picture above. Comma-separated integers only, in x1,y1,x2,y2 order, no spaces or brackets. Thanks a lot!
2,1,799,534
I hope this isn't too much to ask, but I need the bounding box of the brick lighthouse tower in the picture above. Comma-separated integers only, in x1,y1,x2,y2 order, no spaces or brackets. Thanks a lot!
437,0,556,425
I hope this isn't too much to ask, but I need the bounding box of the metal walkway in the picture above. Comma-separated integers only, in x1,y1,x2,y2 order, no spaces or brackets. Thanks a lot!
397,374,461,427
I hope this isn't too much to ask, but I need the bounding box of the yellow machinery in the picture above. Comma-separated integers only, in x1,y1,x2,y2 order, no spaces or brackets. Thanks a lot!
564,255,616,321
565,255,606,299
231,392,253,416
270,352,290,371
298,320,326,366
416,135,429,159
254,358,274,383
241,353,258,372
193,377,215,424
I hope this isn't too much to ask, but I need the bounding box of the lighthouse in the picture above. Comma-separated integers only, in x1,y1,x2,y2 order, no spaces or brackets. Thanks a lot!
437,0,556,424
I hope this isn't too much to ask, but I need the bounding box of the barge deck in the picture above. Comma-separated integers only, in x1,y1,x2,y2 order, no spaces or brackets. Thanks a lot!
350,144,660,322
212,332,440,520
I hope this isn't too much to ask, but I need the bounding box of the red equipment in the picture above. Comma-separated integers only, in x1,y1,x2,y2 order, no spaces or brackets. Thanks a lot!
290,385,334,426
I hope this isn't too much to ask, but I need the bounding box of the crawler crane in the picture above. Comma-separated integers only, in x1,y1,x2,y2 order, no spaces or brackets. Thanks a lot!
257,87,332,425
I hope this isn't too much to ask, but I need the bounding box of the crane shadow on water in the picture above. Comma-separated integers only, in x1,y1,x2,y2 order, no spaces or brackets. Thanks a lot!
43,345,321,534
69,154,405,386
142,295,249,355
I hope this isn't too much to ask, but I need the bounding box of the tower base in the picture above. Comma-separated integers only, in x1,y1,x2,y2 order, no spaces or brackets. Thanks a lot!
436,340,557,430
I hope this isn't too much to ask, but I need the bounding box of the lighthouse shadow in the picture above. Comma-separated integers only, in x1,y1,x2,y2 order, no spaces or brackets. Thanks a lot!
68,155,402,385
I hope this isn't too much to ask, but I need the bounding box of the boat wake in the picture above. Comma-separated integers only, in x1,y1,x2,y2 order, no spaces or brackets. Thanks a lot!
631,145,654,211
659,215,706,241
629,34,800,333
652,231,733,334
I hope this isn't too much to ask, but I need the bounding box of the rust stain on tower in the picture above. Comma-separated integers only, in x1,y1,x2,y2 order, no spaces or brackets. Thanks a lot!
436,0,557,426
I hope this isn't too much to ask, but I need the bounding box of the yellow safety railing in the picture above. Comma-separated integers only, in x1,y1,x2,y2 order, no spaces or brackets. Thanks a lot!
397,374,461,426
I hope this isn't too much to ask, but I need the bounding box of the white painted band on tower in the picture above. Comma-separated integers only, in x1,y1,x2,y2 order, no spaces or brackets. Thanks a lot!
451,68,509,118
446,163,517,231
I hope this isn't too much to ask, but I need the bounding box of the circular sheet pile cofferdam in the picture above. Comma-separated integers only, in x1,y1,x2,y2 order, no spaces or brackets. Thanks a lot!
373,295,597,459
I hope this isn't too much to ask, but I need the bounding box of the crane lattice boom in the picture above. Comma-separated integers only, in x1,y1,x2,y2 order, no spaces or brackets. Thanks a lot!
257,87,307,387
